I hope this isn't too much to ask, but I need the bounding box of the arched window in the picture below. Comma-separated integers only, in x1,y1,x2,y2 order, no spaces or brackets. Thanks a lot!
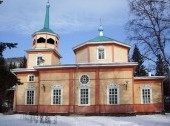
141,85,152,104
107,84,119,104
37,37,45,43
47,38,55,44
97,46,105,59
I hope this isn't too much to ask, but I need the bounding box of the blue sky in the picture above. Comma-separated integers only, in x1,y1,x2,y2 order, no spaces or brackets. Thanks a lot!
0,0,131,64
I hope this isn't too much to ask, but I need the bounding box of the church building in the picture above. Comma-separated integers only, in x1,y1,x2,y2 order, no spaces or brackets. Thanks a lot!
12,2,165,115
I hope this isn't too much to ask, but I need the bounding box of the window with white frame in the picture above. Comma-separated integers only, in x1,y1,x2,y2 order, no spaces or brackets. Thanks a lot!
141,87,152,104
107,85,119,104
28,75,35,82
98,47,105,59
52,86,62,105
36,56,44,66
79,75,90,105
26,89,35,105
80,88,89,105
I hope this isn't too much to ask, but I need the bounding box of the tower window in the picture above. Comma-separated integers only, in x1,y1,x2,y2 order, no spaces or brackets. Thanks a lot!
98,47,105,59
37,37,45,43
47,38,54,44
36,56,44,66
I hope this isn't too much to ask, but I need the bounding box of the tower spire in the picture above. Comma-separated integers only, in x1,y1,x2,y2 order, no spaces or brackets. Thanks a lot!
98,18,104,36
44,0,50,29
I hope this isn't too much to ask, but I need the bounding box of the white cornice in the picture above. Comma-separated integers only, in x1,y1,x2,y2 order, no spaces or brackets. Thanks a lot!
73,41,130,52
11,68,36,73
34,62,138,69
134,76,165,80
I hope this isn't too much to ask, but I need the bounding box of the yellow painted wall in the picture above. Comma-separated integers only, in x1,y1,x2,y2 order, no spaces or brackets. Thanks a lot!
99,68,133,104
89,45,113,63
75,44,129,64
114,45,128,62
39,71,70,105
74,72,96,105
27,51,59,68
134,80,162,104
16,67,135,106
16,73,39,105
51,53,60,64
75,48,89,63
32,33,58,50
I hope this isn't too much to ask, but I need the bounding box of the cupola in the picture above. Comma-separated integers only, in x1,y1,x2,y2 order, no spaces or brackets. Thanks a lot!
32,0,60,51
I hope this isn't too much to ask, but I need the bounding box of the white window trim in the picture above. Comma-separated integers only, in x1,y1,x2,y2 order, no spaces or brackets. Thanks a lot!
51,85,63,105
25,87,35,105
27,74,35,82
140,85,152,104
107,84,120,105
36,54,44,66
79,86,90,106
78,74,90,106
97,46,106,60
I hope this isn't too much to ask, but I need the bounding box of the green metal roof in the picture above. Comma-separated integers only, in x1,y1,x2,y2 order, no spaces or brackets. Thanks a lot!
87,36,114,42
38,28,56,34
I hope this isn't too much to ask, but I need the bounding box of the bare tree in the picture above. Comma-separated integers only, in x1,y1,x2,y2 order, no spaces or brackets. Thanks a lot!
127,0,170,68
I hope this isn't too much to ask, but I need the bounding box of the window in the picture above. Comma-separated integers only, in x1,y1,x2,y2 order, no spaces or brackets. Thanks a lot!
80,75,89,84
51,85,62,105
141,87,152,104
47,38,55,44
107,85,119,104
80,88,89,105
36,56,44,66
98,47,105,59
37,37,45,43
28,75,35,82
52,88,62,104
79,75,90,105
26,89,35,105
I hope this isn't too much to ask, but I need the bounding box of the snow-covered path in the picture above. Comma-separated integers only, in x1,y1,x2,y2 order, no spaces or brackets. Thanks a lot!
0,113,170,126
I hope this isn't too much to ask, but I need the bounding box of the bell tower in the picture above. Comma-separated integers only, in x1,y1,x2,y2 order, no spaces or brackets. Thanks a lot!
27,1,62,68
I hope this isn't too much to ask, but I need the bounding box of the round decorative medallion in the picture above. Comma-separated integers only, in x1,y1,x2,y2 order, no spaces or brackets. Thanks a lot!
80,75,89,84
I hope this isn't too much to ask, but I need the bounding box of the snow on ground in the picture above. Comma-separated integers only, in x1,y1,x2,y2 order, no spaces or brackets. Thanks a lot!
0,113,170,126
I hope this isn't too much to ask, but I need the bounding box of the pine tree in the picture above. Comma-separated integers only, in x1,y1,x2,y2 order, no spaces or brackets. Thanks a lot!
9,61,16,69
0,42,22,112
20,56,27,68
132,45,147,76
